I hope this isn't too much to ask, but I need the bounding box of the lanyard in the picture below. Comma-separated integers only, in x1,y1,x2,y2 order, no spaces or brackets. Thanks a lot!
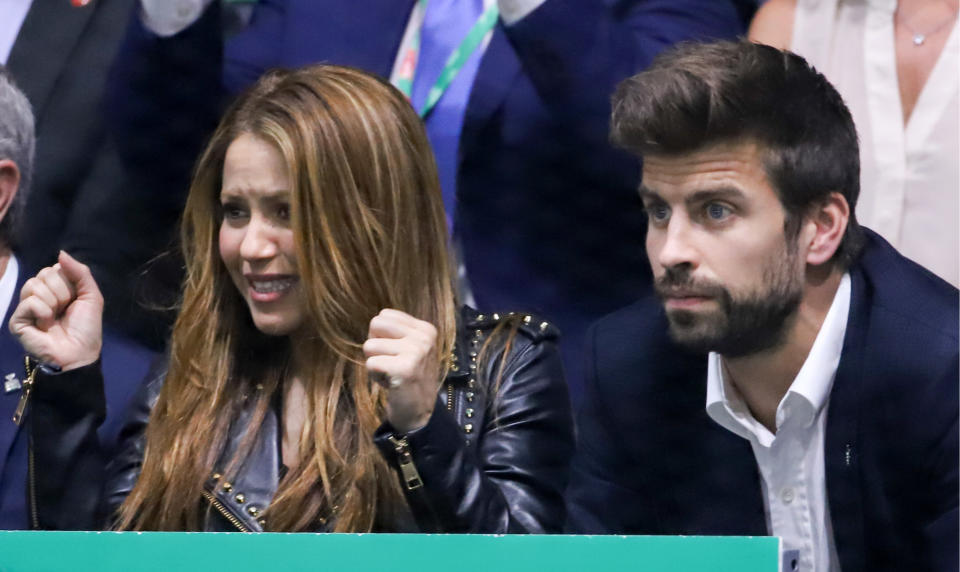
393,0,499,118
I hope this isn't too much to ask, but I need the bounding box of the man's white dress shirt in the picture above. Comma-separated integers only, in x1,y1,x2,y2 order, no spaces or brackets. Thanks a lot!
0,0,32,64
706,273,851,572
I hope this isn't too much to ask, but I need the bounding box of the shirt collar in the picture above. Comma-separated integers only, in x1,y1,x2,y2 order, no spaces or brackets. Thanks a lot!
0,254,18,321
706,273,851,442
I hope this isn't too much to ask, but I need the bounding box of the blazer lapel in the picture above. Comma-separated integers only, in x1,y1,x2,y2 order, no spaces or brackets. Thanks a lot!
0,267,29,477
460,25,520,155
6,0,98,116
825,267,868,572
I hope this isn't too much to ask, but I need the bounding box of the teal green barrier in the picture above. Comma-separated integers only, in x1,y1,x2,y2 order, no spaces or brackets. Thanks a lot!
0,532,780,571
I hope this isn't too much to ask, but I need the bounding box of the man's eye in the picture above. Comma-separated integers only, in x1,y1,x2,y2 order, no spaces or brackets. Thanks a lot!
706,203,731,220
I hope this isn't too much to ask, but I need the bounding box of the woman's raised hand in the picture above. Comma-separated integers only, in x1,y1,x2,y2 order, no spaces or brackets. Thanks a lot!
9,251,103,370
364,309,442,434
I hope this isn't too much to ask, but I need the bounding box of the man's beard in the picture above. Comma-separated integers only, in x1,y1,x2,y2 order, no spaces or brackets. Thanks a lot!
655,244,804,358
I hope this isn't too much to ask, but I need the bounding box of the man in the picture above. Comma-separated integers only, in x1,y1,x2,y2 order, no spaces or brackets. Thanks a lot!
105,0,748,402
0,67,156,528
2,0,173,349
566,41,958,572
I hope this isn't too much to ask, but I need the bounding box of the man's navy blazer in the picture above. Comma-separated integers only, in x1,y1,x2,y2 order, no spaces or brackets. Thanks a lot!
0,264,157,529
567,229,958,572
107,0,745,402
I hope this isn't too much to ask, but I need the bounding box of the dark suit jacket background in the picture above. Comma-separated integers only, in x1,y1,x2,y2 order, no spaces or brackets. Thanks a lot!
566,229,959,572
8,0,175,350
106,0,745,403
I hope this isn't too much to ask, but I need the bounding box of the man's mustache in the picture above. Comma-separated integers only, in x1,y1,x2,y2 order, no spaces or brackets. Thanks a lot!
654,267,727,299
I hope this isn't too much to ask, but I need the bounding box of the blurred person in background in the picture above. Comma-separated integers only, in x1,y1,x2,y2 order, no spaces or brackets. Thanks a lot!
0,66,155,529
751,0,959,286
2,0,176,348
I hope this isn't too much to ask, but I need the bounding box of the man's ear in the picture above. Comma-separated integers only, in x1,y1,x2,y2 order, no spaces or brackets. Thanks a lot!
0,159,20,224
801,191,849,266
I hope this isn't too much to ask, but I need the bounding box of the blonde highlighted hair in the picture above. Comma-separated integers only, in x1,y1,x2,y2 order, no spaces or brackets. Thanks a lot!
117,65,457,531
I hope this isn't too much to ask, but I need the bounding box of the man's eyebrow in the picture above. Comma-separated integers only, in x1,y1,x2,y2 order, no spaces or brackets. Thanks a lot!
685,187,746,204
638,185,660,199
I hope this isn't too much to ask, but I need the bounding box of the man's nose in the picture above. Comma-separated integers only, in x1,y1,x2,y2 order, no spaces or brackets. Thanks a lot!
654,217,699,271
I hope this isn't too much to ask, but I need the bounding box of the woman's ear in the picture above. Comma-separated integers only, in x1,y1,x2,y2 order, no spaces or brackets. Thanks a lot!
802,191,850,266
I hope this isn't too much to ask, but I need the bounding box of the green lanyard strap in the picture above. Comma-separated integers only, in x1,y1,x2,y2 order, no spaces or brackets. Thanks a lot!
394,0,499,118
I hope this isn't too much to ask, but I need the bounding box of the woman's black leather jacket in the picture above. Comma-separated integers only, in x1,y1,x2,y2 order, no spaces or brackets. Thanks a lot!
28,307,574,533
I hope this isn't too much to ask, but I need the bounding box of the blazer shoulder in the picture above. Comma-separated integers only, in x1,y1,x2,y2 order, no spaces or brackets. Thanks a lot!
856,230,958,342
586,294,707,393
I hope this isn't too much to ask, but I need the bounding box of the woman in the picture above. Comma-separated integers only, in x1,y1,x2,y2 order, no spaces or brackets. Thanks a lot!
11,65,573,533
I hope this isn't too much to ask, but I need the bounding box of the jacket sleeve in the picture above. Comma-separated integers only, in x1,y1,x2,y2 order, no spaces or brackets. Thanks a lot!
564,322,649,534
922,357,959,572
30,361,107,530
375,334,574,533
505,0,745,146
99,365,165,525
30,358,164,530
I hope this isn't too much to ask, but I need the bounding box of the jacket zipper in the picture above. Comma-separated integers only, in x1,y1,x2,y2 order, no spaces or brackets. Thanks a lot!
387,435,423,490
13,356,37,426
446,382,454,411
27,436,38,529
200,489,250,532
20,358,39,528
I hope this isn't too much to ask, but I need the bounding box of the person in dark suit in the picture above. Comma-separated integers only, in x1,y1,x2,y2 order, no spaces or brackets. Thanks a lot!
0,66,157,529
565,41,958,572
6,0,176,350
107,0,747,403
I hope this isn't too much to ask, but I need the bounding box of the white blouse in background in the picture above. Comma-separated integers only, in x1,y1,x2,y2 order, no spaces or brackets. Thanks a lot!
792,0,959,286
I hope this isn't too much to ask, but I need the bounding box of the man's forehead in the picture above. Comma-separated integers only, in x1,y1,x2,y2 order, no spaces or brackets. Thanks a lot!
640,141,771,195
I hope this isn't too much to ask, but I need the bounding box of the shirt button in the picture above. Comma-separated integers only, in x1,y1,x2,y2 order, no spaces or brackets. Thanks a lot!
781,487,795,504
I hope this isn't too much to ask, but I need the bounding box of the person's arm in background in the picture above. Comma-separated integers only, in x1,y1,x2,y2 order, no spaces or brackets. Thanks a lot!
503,0,746,148
106,1,225,219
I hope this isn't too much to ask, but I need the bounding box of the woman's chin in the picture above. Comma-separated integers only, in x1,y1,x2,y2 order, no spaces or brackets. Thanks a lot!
250,314,302,337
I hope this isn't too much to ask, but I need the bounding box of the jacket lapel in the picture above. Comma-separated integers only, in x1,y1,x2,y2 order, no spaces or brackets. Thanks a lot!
6,1,98,116
0,266,29,478
211,395,280,532
460,25,521,156
825,266,868,572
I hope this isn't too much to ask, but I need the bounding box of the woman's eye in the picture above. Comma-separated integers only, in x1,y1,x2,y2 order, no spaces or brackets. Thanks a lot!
706,203,731,221
647,203,670,223
221,204,247,221
276,204,291,221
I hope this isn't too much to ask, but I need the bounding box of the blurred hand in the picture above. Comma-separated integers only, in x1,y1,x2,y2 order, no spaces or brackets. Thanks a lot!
363,309,441,434
9,251,103,370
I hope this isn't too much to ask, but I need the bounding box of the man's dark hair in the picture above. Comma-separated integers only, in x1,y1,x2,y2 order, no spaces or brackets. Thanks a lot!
611,40,864,268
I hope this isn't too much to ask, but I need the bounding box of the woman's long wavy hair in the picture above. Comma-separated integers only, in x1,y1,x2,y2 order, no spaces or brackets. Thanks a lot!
116,65,457,532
